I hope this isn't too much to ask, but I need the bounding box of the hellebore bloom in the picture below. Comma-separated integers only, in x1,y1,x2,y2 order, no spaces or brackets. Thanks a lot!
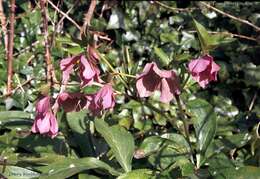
57,92,88,112
89,84,116,115
136,62,180,103
31,96,58,138
188,55,220,88
60,54,100,87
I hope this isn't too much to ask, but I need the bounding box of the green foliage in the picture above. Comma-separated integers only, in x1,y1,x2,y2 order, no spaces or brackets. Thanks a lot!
0,1,259,178
94,119,135,173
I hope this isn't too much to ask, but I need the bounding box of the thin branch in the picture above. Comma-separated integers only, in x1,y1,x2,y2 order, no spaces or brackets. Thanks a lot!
50,0,80,48
40,0,57,86
13,40,40,57
47,0,81,31
6,0,15,96
0,0,8,56
81,0,97,36
200,2,260,32
0,78,34,98
154,1,197,12
188,30,258,42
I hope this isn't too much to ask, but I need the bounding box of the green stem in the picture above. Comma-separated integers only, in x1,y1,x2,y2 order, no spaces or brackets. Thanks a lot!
175,95,194,157
95,50,131,88
112,72,136,78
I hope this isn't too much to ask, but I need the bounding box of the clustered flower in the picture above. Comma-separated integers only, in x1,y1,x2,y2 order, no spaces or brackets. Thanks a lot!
31,96,58,138
31,44,220,138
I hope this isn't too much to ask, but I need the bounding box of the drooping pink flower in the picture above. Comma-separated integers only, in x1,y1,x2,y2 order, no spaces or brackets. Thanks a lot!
31,96,58,138
57,92,89,112
88,84,116,115
188,55,220,88
136,62,180,103
60,54,100,87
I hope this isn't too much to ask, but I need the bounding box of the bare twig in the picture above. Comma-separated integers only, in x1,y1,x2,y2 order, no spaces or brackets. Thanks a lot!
188,30,258,42
200,2,260,32
13,40,40,57
47,0,81,31
40,0,57,86
249,91,257,112
0,78,34,98
81,0,97,36
0,0,8,56
50,0,80,48
154,1,197,12
6,0,15,96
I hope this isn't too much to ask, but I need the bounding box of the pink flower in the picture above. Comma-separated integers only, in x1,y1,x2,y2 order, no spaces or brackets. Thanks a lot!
87,46,99,64
60,54,100,87
31,96,58,138
136,62,180,103
89,84,116,115
188,55,220,88
57,92,89,112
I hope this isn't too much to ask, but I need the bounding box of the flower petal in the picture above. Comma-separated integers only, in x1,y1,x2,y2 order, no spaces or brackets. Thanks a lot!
37,112,51,134
36,96,51,114
160,78,174,103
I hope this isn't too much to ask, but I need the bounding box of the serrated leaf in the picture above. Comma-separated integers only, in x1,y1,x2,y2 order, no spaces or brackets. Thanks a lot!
94,119,135,172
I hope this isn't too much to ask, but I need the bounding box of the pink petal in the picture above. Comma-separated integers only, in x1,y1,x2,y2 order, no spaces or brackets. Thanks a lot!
198,80,208,89
31,118,38,133
136,68,161,97
49,113,58,138
136,62,154,79
60,56,79,84
80,55,96,80
160,78,174,103
37,112,51,134
36,96,51,114
136,78,154,97
211,60,220,73
102,85,115,109
166,71,181,95
188,58,210,74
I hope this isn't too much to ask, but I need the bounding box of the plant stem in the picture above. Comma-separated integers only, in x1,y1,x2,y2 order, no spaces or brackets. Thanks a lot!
95,50,131,88
40,0,57,87
112,72,136,78
6,0,15,96
175,95,194,158
0,0,8,56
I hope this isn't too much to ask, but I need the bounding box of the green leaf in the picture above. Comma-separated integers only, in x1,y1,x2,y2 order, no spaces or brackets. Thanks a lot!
66,111,94,156
215,166,260,179
38,157,120,179
0,166,40,179
138,133,191,170
193,19,235,52
187,99,217,168
0,111,31,121
64,46,84,55
193,19,210,53
94,119,135,172
154,46,170,66
117,169,153,179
